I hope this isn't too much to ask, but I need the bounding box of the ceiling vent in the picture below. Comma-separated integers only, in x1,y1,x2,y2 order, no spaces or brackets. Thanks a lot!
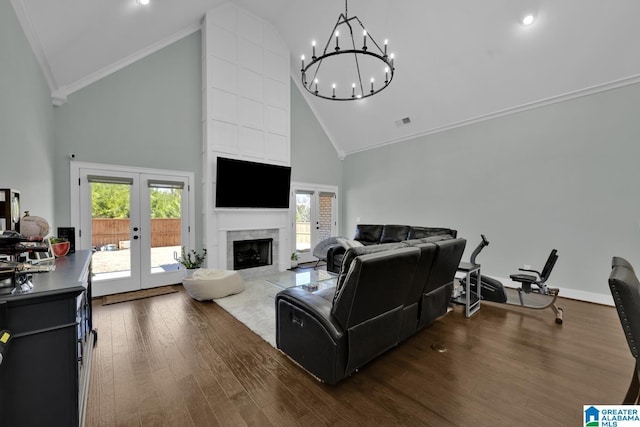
395,117,412,127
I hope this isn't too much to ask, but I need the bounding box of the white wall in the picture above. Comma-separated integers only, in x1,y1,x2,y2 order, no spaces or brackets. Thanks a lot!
290,81,342,186
202,4,291,270
342,82,640,304
0,1,55,228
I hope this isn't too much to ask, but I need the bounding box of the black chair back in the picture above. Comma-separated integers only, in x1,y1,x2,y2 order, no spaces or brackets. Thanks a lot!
609,257,640,404
609,259,640,359
613,256,635,272
540,249,559,282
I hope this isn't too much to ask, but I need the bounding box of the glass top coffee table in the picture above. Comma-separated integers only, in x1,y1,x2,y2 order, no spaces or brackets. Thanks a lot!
263,270,338,298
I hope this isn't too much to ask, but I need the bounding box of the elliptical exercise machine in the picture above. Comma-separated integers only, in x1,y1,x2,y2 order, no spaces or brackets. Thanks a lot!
464,235,564,324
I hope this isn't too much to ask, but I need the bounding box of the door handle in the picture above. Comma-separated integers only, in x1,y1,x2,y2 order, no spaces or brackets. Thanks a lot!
133,227,139,232
133,235,139,240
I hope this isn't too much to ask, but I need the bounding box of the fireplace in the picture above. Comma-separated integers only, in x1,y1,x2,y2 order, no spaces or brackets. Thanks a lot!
225,228,280,275
233,238,273,270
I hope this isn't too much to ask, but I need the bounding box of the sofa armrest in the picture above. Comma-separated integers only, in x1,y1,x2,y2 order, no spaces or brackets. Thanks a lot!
275,287,348,384
327,245,346,273
276,287,343,340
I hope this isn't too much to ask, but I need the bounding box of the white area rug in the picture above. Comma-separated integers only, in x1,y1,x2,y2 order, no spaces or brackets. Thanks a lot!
213,276,278,347
213,270,337,348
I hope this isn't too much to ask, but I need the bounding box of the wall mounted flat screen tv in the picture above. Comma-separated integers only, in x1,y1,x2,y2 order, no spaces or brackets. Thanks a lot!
215,157,291,209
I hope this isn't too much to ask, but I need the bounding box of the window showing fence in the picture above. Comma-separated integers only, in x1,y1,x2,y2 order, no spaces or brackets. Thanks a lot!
91,218,181,249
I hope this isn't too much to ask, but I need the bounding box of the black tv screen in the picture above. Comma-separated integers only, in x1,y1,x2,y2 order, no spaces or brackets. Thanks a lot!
215,157,291,208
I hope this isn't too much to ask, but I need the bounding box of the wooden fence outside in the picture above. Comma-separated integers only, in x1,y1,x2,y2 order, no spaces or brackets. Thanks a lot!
92,218,181,248
296,222,311,250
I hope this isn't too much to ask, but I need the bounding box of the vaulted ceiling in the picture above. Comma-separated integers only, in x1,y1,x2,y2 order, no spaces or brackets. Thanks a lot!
11,0,640,157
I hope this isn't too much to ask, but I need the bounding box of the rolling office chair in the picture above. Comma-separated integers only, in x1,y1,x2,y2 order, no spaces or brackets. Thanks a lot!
510,249,558,294
608,256,640,404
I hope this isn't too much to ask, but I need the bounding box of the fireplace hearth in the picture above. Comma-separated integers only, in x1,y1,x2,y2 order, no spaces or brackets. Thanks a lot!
233,238,273,270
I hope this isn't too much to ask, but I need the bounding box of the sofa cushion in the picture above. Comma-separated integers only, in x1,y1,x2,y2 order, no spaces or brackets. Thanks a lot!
401,238,426,247
408,226,456,239
421,235,451,244
380,225,411,243
336,237,364,249
353,224,384,244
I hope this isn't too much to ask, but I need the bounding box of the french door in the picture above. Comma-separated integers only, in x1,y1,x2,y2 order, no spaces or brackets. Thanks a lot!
72,164,194,297
292,183,338,264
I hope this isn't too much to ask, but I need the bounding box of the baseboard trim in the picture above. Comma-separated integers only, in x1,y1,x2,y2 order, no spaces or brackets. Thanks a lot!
492,276,614,307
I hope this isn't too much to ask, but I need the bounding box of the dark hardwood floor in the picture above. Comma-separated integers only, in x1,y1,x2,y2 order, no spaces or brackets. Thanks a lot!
87,284,631,426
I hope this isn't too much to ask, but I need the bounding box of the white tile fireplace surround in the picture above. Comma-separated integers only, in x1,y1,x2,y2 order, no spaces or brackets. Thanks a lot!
201,4,291,276
209,208,291,278
227,228,279,277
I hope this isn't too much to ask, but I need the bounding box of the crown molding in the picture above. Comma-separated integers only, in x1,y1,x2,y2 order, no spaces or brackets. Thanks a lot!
53,23,202,105
10,0,58,93
342,73,640,157
51,90,68,107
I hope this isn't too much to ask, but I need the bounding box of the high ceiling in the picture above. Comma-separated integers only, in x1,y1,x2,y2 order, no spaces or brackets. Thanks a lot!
11,0,640,157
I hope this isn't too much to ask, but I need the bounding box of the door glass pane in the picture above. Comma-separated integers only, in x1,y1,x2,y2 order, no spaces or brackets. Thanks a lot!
90,182,131,280
149,186,182,274
318,192,335,241
295,192,311,253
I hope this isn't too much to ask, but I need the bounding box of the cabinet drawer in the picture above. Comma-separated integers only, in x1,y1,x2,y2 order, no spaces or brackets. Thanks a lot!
2,296,76,334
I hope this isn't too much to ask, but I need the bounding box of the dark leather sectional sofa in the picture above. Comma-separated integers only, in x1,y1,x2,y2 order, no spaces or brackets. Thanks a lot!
275,226,465,384
327,224,458,273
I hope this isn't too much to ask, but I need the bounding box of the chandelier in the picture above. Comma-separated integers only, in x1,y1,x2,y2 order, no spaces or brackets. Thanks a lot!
300,0,395,101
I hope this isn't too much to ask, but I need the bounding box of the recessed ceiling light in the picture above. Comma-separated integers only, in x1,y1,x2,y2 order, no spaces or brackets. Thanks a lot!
521,14,536,26
137,0,150,5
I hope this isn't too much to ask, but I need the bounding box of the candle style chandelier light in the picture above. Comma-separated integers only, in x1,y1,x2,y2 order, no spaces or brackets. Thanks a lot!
300,0,395,101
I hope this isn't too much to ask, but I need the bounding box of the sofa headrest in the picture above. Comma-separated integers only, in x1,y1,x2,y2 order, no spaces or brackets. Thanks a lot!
354,224,384,243
403,242,438,304
380,225,411,243
423,238,467,293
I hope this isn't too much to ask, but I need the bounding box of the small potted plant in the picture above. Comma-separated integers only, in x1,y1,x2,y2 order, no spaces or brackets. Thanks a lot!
290,252,299,269
174,246,207,276
49,237,70,257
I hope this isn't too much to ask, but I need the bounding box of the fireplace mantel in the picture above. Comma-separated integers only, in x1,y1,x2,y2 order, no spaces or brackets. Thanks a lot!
210,209,290,274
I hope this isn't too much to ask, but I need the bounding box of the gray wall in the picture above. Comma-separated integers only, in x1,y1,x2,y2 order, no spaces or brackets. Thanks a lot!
53,32,203,237
0,1,55,227
342,83,640,301
53,33,343,244
290,82,342,185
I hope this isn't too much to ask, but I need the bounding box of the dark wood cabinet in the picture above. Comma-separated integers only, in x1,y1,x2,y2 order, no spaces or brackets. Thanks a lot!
0,251,95,427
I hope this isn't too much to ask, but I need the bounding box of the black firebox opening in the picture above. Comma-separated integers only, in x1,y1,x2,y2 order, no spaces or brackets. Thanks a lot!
233,238,273,270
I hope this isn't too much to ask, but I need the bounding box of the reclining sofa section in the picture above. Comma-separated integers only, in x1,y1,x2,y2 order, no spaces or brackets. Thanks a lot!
275,237,466,384
327,224,458,273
